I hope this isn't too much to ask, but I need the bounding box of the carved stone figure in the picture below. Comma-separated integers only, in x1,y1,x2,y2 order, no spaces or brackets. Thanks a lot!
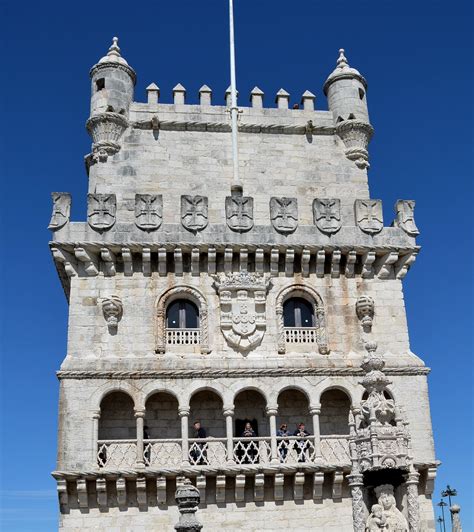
313,198,342,234
135,194,162,231
87,194,116,231
48,192,71,230
355,199,383,234
101,296,123,332
181,195,208,232
373,485,408,531
394,200,419,236
356,295,375,332
226,191,254,232
365,504,388,530
270,197,298,233
214,272,270,352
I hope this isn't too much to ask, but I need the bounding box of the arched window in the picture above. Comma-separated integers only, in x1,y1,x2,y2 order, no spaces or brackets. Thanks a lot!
283,297,314,327
166,300,199,329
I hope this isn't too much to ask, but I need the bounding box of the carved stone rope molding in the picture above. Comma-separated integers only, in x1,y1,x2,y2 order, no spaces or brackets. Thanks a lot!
56,366,431,380
132,118,336,136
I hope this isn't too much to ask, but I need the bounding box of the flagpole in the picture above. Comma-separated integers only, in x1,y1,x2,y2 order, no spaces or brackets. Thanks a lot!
229,0,241,192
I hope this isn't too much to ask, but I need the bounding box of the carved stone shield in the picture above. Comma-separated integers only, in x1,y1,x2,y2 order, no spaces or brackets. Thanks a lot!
270,197,298,233
87,194,116,231
395,200,419,236
355,199,383,234
225,194,254,232
214,272,270,352
313,198,341,234
48,192,71,231
135,194,162,231
181,195,208,232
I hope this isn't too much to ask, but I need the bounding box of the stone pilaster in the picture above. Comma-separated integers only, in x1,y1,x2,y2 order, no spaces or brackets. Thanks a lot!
347,473,366,532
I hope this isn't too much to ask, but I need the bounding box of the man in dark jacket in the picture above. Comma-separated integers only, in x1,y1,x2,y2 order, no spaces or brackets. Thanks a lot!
191,421,208,465
293,422,311,462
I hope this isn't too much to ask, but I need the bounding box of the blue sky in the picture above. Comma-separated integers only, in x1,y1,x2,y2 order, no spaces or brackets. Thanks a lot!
1,0,472,530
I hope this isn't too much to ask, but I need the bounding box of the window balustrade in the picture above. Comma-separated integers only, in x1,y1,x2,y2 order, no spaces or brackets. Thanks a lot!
166,328,200,345
284,327,318,344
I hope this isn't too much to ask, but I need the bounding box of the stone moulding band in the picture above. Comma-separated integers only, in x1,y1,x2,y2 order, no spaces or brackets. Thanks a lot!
56,366,431,380
132,118,336,136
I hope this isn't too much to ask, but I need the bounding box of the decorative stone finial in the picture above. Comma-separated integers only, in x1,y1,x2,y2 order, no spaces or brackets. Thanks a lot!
199,85,212,106
98,36,130,67
174,478,202,532
301,90,315,111
173,84,186,105
250,86,264,108
146,83,160,104
337,48,349,68
275,88,290,109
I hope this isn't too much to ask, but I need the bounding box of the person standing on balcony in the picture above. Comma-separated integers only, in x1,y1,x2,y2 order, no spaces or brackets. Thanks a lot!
191,421,207,465
277,423,290,462
143,425,151,464
293,422,311,462
241,422,257,464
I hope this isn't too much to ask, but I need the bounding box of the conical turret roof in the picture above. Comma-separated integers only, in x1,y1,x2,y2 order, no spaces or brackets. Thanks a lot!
323,49,367,94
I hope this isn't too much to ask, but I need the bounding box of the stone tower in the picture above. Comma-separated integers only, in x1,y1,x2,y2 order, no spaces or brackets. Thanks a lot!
50,39,438,531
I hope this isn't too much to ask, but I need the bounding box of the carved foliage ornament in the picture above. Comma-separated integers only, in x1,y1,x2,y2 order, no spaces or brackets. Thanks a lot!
135,194,162,231
313,198,341,234
355,199,383,234
270,197,298,233
225,192,254,232
88,194,116,231
101,296,123,331
48,192,71,231
214,272,271,352
181,195,208,232
395,200,419,236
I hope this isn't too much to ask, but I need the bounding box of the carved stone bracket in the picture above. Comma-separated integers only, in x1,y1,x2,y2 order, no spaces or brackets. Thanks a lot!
86,112,129,165
336,119,374,169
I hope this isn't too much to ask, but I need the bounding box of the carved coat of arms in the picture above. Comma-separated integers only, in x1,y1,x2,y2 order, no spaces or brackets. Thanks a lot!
181,195,208,232
214,272,270,352
225,194,254,232
87,194,116,231
394,200,419,236
135,194,162,231
48,192,71,231
270,197,298,233
355,199,383,234
313,198,341,234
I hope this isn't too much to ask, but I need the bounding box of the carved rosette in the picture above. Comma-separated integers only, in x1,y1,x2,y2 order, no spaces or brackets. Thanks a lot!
86,112,129,163
48,192,71,230
214,272,270,353
336,119,374,169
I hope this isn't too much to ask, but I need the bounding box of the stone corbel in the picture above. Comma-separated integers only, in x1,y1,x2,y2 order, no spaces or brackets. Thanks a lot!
332,471,344,500
76,478,88,508
375,251,399,279
274,473,284,501
331,249,341,278
207,247,216,275
395,251,418,279
424,466,437,496
57,479,68,506
156,476,167,505
74,247,99,276
191,248,200,276
224,247,233,273
235,474,246,502
361,251,376,278
316,250,325,277
345,250,357,278
255,248,264,273
270,248,279,276
254,473,265,502
101,296,123,332
51,247,77,278
301,248,310,276
158,247,167,276
239,248,248,272
285,248,295,276
136,477,147,508
174,248,183,276
96,478,107,508
313,472,324,502
100,248,116,276
121,247,133,276
196,475,206,505
142,247,151,276
116,477,127,506
216,475,226,503
294,472,305,500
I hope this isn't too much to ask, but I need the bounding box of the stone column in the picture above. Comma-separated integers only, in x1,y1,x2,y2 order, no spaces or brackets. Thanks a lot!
223,407,235,464
450,504,463,532
309,404,322,459
347,473,366,532
175,478,202,532
134,408,146,467
179,407,191,465
92,409,101,465
406,468,420,532
266,405,279,464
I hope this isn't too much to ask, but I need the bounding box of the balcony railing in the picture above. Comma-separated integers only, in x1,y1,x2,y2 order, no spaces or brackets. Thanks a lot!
97,435,351,468
166,328,200,345
284,327,318,344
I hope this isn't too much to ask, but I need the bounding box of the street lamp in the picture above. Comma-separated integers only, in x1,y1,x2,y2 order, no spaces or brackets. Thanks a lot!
437,501,447,532
441,485,458,526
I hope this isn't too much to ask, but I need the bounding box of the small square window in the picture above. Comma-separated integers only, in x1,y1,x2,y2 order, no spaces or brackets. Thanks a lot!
96,78,105,91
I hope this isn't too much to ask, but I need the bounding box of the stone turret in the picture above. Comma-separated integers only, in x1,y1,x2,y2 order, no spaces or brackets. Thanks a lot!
324,49,374,169
86,37,136,166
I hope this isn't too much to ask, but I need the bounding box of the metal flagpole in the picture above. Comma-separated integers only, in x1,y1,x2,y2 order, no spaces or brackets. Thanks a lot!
228,0,241,192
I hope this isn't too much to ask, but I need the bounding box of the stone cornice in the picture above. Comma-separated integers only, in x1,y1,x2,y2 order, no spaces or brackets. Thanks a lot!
56,366,430,380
